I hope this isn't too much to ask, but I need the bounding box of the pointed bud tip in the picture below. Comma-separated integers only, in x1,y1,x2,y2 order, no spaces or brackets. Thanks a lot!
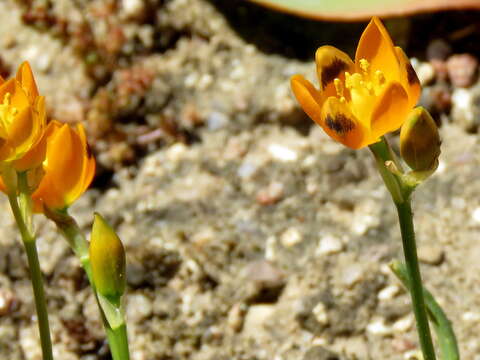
90,213,126,300
400,107,441,172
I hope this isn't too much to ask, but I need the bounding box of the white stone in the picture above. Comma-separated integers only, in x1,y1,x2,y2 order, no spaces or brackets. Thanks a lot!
342,264,364,288
312,302,329,325
463,311,480,322
416,62,436,85
166,143,187,162
472,207,480,223
316,235,343,256
377,284,400,301
403,350,422,359
122,0,145,19
237,161,257,179
366,317,391,336
281,227,302,247
267,144,298,162
393,315,413,332
265,236,277,261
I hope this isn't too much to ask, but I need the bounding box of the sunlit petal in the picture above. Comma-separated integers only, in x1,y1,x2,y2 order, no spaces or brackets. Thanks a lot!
321,96,366,149
370,82,409,140
355,16,401,83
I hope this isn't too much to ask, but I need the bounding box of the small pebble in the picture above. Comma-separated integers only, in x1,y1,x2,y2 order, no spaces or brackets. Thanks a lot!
281,227,303,247
237,161,258,179
366,317,391,336
127,294,153,323
0,289,16,316
207,111,229,131
415,62,436,86
451,88,478,130
246,260,285,288
447,54,478,88
312,302,329,326
417,245,444,265
267,144,298,162
342,264,364,288
265,236,277,261
227,303,247,332
256,182,284,205
192,226,215,246
392,315,413,333
472,207,480,223
377,284,400,301
463,312,480,322
315,235,343,256
122,0,146,19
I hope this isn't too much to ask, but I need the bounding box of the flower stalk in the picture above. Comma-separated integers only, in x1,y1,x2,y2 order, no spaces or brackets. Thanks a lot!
369,139,436,360
390,261,460,360
6,171,53,360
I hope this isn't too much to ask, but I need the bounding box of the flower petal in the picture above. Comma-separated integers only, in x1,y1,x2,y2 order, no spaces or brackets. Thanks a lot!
315,45,354,93
394,46,421,108
321,96,366,149
370,82,409,140
16,62,39,104
355,17,400,83
291,74,324,124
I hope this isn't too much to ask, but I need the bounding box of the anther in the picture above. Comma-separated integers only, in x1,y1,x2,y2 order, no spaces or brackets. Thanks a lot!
359,59,370,73
334,78,344,98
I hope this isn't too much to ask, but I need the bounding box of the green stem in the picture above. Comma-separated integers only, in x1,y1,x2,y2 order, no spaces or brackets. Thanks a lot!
45,209,92,283
369,139,405,203
390,261,460,360
7,192,53,360
395,201,436,360
370,139,436,360
45,210,130,360
106,323,130,360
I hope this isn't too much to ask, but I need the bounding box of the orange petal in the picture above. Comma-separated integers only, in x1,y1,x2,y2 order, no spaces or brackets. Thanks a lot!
394,47,421,108
16,62,39,103
291,74,324,124
320,96,366,149
355,17,400,83
315,45,354,95
7,107,33,150
9,81,30,111
370,82,409,140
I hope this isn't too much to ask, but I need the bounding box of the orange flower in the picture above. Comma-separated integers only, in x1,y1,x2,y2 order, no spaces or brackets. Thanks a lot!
0,62,46,163
290,17,420,149
32,120,95,211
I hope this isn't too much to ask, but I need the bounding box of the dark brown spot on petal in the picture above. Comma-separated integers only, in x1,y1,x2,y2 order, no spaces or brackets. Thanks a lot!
325,114,355,135
406,63,419,85
321,58,349,89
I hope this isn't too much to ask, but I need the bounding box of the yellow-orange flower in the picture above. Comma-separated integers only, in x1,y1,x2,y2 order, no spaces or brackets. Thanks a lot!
290,17,420,149
0,62,46,163
32,120,95,211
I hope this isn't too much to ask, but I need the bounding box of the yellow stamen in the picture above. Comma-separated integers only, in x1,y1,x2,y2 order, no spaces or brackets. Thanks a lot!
359,58,370,73
334,78,343,97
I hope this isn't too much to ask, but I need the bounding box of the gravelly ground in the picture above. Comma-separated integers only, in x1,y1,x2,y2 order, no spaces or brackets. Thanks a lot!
1,1,480,359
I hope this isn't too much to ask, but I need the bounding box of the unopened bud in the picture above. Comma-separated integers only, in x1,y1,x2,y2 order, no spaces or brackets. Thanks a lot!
90,213,126,301
400,107,440,172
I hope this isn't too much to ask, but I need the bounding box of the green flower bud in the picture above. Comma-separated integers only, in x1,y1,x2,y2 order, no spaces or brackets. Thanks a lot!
90,213,126,301
400,107,441,172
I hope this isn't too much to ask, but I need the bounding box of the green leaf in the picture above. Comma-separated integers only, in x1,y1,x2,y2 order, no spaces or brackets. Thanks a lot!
248,0,480,20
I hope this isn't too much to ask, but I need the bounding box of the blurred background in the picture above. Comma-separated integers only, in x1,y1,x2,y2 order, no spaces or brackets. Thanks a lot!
1,1,480,359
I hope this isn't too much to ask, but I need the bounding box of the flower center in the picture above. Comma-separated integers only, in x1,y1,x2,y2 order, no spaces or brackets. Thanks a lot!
0,93,18,139
332,59,387,124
